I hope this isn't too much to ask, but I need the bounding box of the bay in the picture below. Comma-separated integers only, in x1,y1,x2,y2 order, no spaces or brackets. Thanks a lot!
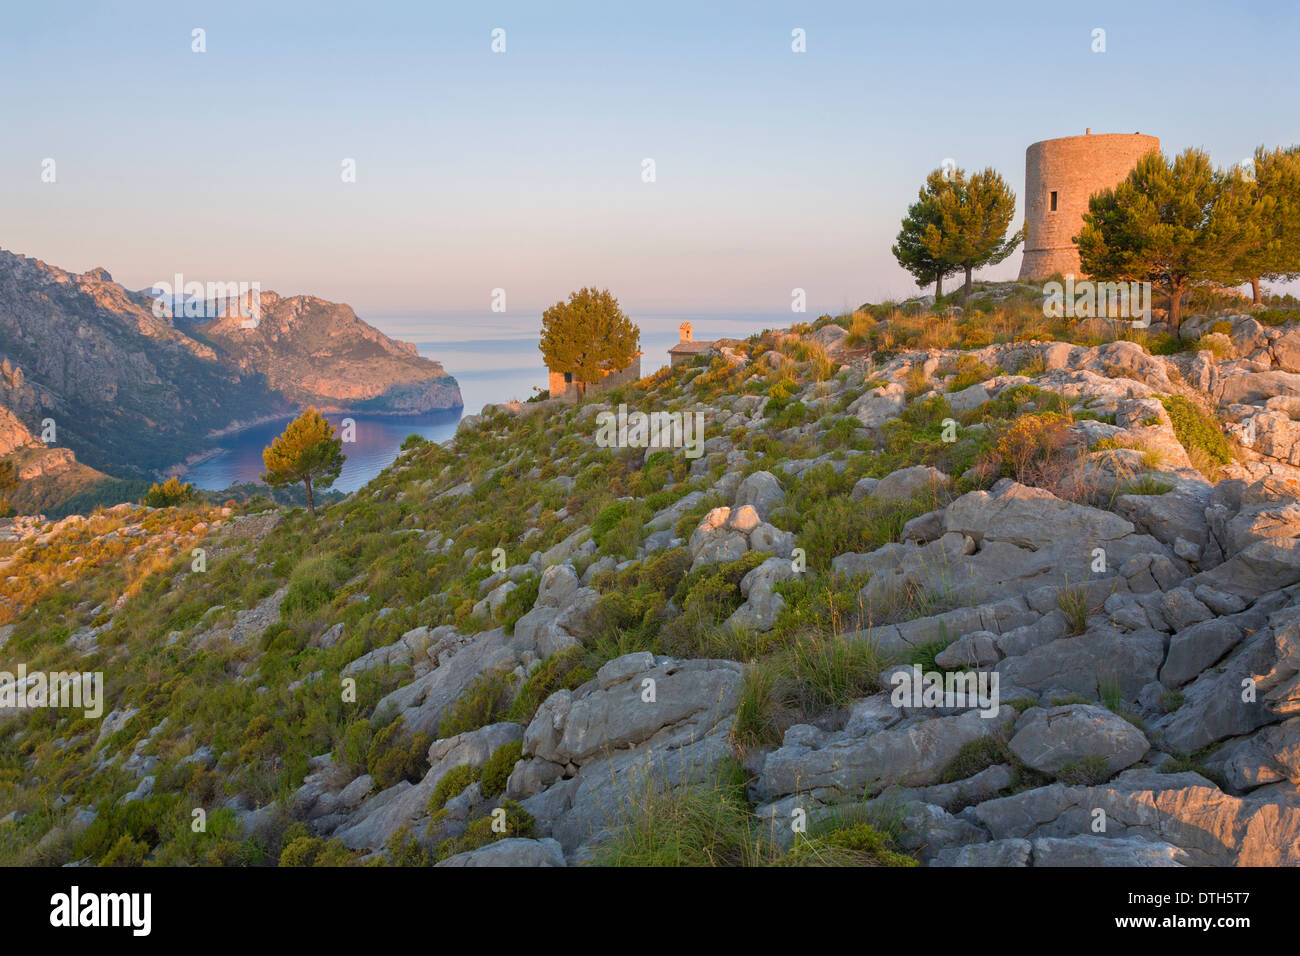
184,311,781,493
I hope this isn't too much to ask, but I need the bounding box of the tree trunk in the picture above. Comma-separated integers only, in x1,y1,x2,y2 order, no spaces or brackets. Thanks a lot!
304,476,315,517
1251,277,1262,305
935,274,943,300
963,265,973,300
1167,283,1183,336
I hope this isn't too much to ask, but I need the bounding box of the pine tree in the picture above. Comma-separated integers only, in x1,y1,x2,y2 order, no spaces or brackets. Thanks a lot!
1076,148,1228,334
1216,146,1300,304
946,167,1024,299
261,408,344,517
893,166,1022,300
892,169,961,299
144,476,199,507
538,288,640,401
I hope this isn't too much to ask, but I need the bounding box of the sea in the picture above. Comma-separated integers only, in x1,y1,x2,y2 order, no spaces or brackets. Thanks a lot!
183,311,785,494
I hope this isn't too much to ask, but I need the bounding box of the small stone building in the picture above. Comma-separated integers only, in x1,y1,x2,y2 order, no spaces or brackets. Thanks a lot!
546,353,642,401
667,322,717,367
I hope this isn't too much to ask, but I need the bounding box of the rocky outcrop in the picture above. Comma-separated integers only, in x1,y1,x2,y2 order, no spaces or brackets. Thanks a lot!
0,248,461,481
510,653,743,855
12,294,1300,871
835,480,1175,610
436,837,566,867
194,290,461,414
958,770,1300,866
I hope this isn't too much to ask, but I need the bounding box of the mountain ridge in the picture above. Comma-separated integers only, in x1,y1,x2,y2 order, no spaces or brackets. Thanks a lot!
0,248,463,493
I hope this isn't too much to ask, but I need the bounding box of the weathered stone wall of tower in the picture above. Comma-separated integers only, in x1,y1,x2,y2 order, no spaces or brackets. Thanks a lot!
1017,132,1160,281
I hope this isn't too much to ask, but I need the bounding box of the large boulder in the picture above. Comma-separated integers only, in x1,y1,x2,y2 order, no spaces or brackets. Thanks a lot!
1155,604,1300,753
871,465,951,505
1160,616,1252,688
1216,369,1300,406
1008,704,1149,776
536,564,579,608
435,837,566,867
844,481,1173,610
754,706,1017,804
960,770,1300,866
1273,327,1300,374
687,506,752,569
1190,477,1300,602
734,470,786,520
370,627,538,739
1203,718,1300,792
1030,836,1188,867
1114,478,1213,565
996,628,1164,702
847,382,906,428
512,654,743,855
725,556,798,632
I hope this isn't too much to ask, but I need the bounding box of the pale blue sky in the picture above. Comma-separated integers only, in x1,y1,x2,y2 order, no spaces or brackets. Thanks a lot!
2,0,1297,319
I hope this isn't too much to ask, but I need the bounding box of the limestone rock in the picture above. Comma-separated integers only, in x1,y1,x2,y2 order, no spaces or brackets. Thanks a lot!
1008,704,1149,776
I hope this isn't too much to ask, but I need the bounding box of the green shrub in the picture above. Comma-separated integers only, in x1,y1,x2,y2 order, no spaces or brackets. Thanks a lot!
592,500,650,558
479,740,524,798
947,356,997,392
143,476,199,508
434,799,536,861
99,834,150,866
282,555,349,617
437,668,516,739
338,719,374,777
381,825,433,866
1119,475,1173,496
499,574,539,633
673,551,766,624
367,718,433,789
1258,308,1300,327
772,400,810,429
784,633,883,713
939,736,1012,783
506,648,593,724
733,662,781,749
279,835,353,867
780,822,917,867
1057,585,1091,636
1160,395,1231,466
1057,755,1111,786
592,763,754,867
428,763,480,815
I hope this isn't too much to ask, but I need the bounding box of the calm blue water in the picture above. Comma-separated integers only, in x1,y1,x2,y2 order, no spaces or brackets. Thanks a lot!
184,410,465,494
184,312,782,493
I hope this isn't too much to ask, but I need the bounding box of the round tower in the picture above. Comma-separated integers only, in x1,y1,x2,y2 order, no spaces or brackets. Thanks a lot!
1017,131,1160,281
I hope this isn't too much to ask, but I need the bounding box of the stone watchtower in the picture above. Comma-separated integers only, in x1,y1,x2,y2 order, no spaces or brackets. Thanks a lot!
1017,130,1160,281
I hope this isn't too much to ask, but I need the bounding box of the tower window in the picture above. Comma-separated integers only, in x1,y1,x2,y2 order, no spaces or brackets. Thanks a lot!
564,372,573,384
1050,191,1058,212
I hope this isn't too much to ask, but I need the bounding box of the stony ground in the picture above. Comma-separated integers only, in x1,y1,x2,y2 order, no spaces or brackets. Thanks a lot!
3,300,1299,867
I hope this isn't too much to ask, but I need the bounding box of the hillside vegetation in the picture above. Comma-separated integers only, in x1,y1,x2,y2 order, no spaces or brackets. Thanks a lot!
3,286,1300,867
